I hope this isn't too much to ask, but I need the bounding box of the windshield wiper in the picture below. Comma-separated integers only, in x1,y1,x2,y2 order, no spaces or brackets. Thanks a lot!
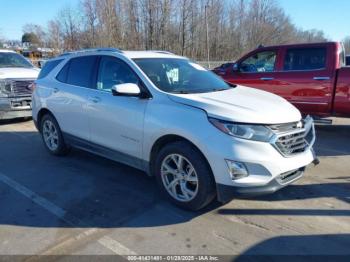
172,90,190,94
212,88,228,92
0,65,29,68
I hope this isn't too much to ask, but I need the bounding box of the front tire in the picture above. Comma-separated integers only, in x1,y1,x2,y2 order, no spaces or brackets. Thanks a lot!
40,114,69,156
155,141,216,211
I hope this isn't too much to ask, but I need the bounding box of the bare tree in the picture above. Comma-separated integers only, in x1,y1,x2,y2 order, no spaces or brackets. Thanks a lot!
158,0,171,50
33,0,329,61
123,0,141,49
96,0,122,47
57,5,82,50
295,29,328,43
81,0,98,47
47,19,63,51
178,0,189,55
139,0,156,49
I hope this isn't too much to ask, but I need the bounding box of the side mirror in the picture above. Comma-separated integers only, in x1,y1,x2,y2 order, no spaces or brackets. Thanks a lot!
232,63,239,72
112,83,141,97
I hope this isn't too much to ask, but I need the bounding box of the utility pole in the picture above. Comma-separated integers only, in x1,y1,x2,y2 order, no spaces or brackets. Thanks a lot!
205,4,210,69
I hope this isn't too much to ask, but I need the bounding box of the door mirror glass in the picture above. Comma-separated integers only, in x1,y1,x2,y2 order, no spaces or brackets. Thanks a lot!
112,83,141,97
232,63,239,72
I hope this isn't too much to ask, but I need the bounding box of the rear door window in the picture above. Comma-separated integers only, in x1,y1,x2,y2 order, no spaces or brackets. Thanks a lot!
283,48,326,71
240,51,277,73
56,56,98,88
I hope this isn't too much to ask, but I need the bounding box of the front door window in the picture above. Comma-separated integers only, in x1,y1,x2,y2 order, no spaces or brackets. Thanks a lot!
97,56,139,92
240,51,277,73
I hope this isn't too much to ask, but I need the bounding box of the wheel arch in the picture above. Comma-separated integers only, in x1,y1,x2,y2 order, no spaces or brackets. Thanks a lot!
149,134,214,179
36,108,55,132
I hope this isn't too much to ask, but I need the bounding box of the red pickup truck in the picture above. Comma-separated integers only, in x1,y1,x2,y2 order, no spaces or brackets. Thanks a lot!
216,42,350,118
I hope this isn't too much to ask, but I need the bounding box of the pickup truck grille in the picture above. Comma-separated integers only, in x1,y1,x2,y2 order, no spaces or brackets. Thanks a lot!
10,80,34,96
270,116,315,157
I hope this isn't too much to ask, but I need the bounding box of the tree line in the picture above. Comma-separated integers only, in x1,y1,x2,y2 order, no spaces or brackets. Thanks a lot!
5,0,348,61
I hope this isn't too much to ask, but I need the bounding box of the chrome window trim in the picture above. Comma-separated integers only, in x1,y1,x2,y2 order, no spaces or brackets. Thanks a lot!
290,101,329,105
238,67,327,74
278,67,326,72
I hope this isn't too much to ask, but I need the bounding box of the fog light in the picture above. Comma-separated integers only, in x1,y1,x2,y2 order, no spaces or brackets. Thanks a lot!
225,160,249,180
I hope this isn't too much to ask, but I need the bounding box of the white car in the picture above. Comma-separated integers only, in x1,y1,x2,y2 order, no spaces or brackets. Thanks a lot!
32,48,318,210
0,49,39,120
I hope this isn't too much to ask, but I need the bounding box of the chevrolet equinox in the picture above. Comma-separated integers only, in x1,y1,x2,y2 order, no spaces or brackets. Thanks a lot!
32,48,317,210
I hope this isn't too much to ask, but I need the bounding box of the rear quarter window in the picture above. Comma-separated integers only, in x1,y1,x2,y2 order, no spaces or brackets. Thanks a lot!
56,61,69,82
37,59,63,79
284,48,327,71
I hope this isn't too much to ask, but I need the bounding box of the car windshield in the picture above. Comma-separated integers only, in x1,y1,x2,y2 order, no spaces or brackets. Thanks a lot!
0,52,34,68
133,58,233,94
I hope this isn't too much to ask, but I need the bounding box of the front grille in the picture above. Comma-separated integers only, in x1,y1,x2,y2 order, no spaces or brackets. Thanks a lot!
270,116,315,157
10,80,34,96
276,130,307,155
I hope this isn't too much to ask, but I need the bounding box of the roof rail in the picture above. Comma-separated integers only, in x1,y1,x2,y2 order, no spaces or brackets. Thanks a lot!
59,48,123,57
150,50,175,55
96,48,123,53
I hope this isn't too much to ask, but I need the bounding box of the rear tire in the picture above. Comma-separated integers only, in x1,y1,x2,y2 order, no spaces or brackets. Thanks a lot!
40,114,69,156
155,141,216,211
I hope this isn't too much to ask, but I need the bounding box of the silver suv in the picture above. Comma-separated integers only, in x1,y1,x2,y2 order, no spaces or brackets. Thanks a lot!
32,48,317,210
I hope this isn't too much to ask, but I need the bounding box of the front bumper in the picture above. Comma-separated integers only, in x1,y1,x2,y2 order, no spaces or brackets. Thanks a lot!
0,97,32,120
202,117,317,203
216,162,318,203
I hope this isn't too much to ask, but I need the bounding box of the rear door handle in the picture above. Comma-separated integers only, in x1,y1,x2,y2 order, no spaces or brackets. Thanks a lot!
53,88,59,93
313,77,330,81
88,96,101,103
260,77,274,81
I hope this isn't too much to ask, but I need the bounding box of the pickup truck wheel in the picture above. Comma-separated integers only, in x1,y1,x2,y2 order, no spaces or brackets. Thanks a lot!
40,114,69,156
155,141,216,211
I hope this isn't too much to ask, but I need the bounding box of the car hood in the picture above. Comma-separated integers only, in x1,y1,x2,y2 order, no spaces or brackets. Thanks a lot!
0,67,40,79
168,85,301,124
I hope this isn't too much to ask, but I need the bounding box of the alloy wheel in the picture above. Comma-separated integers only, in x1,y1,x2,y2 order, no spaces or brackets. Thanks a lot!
160,154,199,202
42,119,59,151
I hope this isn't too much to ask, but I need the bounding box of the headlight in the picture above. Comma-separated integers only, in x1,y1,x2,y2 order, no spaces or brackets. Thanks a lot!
209,118,274,142
0,80,12,97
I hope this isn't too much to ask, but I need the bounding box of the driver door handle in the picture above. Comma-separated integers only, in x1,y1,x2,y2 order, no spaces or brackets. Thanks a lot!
88,96,101,103
260,77,274,81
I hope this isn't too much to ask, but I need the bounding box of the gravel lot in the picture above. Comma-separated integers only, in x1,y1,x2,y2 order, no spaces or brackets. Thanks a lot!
0,118,349,259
